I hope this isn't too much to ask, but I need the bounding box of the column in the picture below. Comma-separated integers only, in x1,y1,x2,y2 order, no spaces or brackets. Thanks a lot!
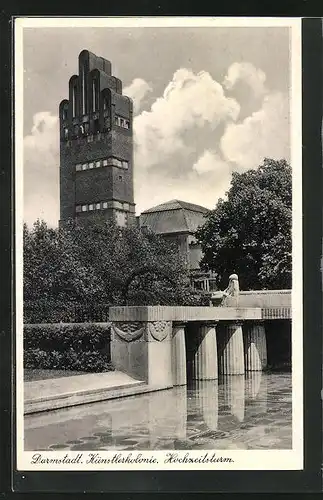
193,323,218,380
172,323,187,386
219,322,245,375
244,321,267,371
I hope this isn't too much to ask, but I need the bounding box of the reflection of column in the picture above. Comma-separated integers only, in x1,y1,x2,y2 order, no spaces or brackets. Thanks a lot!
147,386,187,448
172,323,187,386
244,321,267,371
193,323,218,380
219,322,245,375
245,371,262,400
256,372,268,414
196,380,218,431
223,375,245,422
174,386,188,439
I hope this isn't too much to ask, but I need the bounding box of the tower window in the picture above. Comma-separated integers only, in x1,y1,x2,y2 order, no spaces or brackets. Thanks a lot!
95,161,101,168
89,162,94,169
114,115,130,129
103,159,108,166
81,205,88,212
82,68,86,115
64,128,69,139
118,175,123,181
103,202,108,209
87,135,93,143
95,202,101,210
93,119,100,134
76,164,82,171
72,85,77,118
76,205,81,213
82,163,87,170
89,204,94,211
121,161,128,169
92,79,98,112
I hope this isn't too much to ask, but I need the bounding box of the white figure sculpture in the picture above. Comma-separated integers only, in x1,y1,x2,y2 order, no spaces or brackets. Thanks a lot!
223,273,240,298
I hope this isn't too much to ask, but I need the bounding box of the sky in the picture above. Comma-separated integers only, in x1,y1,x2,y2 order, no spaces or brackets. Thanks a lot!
22,24,291,227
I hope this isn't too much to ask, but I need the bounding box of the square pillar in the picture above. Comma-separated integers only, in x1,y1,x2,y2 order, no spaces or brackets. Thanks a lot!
111,320,173,389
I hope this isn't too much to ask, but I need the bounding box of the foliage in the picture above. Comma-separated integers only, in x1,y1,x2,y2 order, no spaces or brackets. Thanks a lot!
196,158,292,290
24,323,113,372
23,215,198,322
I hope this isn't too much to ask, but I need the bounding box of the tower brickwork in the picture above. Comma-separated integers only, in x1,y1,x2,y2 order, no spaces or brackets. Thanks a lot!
59,50,135,226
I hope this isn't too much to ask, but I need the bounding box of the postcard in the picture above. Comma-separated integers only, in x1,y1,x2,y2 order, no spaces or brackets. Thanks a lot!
15,16,303,472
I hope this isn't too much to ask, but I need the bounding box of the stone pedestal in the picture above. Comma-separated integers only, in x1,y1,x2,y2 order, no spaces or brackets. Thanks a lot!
111,320,173,389
193,323,218,380
219,322,245,375
172,323,187,386
244,321,267,371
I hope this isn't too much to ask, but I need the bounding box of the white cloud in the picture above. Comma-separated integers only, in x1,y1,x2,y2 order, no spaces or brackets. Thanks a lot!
24,111,59,227
133,68,240,170
220,92,290,170
135,150,232,215
223,62,267,98
123,78,153,114
192,150,229,175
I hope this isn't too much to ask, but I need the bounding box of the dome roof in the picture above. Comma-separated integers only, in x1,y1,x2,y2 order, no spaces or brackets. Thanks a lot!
139,199,209,235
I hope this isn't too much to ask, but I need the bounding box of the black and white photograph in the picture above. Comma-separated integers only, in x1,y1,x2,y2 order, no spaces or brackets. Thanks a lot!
15,17,302,471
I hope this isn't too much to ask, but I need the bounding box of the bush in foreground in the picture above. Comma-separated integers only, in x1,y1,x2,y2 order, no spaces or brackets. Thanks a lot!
24,323,113,373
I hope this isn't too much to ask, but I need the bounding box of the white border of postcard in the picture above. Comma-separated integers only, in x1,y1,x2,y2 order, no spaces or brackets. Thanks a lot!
15,16,303,471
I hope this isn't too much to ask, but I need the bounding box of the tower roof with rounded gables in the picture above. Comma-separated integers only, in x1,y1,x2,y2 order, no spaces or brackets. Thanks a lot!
139,199,209,235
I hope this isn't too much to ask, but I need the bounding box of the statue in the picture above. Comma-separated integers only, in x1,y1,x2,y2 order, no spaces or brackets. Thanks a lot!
222,273,239,298
209,273,239,306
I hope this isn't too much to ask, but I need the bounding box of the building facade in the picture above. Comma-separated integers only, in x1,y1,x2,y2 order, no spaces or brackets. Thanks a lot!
139,199,210,272
59,50,135,227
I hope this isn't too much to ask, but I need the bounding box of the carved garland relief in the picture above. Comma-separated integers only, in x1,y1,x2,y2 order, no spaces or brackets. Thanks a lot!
112,321,145,342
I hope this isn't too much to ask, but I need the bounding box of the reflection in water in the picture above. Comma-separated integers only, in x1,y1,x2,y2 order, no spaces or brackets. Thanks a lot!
24,372,292,451
223,375,245,422
195,380,218,431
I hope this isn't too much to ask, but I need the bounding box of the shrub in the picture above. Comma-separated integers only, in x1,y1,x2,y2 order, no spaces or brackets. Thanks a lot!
23,300,110,324
24,323,113,373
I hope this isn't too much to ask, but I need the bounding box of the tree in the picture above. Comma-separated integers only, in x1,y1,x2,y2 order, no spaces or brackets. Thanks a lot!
24,215,198,322
196,158,292,290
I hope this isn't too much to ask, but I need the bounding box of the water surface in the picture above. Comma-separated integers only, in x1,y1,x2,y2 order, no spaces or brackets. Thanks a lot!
24,372,292,451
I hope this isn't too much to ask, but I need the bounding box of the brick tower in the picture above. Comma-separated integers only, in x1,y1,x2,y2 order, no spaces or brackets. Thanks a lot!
59,50,135,226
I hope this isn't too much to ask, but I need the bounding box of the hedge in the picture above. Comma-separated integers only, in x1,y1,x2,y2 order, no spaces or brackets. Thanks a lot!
24,323,113,373
24,300,110,324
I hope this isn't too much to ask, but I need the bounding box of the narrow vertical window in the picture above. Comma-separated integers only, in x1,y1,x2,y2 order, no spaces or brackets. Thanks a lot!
92,79,97,112
72,85,77,118
82,70,86,115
